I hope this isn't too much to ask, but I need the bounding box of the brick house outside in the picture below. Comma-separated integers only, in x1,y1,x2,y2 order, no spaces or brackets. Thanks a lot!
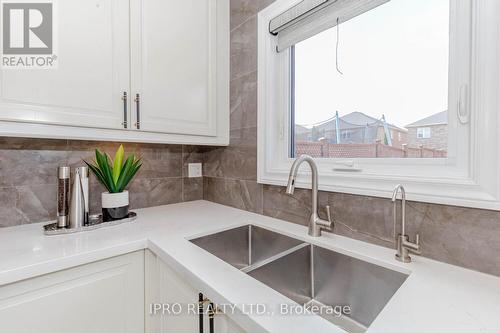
406,111,448,151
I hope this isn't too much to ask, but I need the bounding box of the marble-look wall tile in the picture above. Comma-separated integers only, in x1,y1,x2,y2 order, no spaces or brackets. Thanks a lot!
263,185,327,226
0,184,61,227
181,145,205,202
0,138,203,226
182,145,206,177
204,146,257,181
417,204,500,276
231,17,257,80
135,145,182,179
326,192,428,248
0,187,24,227
230,127,257,148
263,185,500,276
204,177,263,213
230,71,257,130
230,0,276,31
0,147,68,187
67,141,183,180
0,137,66,150
129,178,183,209
326,192,398,243
183,178,204,202
230,0,259,31
16,184,57,223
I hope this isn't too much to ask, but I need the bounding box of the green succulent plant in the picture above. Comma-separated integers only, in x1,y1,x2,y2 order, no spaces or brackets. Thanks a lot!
85,145,142,193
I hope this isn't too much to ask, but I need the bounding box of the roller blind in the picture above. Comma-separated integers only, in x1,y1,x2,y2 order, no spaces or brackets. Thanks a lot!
270,0,391,52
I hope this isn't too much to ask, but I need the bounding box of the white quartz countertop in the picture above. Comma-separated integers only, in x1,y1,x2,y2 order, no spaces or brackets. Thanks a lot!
0,201,499,333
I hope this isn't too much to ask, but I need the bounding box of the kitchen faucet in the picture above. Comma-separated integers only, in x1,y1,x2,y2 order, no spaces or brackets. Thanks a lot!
286,155,333,237
392,184,421,263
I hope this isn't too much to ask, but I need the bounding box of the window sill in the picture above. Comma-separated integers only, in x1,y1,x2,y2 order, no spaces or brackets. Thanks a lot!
258,163,498,210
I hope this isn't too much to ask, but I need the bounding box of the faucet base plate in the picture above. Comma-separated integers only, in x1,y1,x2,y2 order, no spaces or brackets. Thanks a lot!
395,253,412,263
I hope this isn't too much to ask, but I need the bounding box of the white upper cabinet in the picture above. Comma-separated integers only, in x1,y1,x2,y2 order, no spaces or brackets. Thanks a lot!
0,0,229,145
0,0,130,129
131,0,222,136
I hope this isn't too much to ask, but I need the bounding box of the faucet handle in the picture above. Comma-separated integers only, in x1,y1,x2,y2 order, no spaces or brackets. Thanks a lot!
412,234,422,255
326,205,332,223
403,233,422,255
316,205,334,231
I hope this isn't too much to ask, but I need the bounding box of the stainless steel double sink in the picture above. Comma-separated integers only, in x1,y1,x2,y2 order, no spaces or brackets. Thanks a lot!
190,225,408,333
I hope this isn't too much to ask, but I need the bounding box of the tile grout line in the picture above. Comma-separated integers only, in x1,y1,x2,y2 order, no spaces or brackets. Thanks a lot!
201,176,258,183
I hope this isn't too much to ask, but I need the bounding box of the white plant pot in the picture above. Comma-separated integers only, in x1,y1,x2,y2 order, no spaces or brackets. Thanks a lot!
101,191,129,221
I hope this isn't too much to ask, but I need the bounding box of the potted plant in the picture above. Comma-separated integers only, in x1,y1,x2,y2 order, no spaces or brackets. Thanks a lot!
85,145,142,221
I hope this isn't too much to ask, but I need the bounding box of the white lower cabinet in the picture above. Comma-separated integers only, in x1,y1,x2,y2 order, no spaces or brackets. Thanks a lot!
0,251,145,333
213,314,247,333
145,250,246,333
0,249,245,333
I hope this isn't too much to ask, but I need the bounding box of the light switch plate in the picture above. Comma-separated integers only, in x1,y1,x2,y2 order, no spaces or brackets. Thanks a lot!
188,163,203,178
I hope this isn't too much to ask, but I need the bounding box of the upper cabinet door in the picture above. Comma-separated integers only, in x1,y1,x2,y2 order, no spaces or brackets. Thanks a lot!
131,0,226,136
0,0,130,129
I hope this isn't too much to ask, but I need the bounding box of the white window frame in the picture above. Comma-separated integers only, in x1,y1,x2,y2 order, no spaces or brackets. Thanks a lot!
258,0,500,210
417,127,432,139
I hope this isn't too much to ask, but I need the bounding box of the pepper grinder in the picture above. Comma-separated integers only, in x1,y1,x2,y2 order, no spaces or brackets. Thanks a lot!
57,167,70,228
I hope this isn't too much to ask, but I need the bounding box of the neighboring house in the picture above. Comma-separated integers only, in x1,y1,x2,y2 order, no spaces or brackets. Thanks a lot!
294,124,312,142
299,111,408,148
406,111,448,151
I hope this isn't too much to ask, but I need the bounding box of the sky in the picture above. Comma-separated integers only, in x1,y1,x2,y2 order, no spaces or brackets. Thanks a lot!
294,0,450,128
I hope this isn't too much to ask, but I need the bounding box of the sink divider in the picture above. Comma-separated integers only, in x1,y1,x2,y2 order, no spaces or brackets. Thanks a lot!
248,225,252,266
241,243,310,274
310,245,315,299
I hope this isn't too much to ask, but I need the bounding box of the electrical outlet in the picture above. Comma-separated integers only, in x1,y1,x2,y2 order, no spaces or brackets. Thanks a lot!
188,163,203,178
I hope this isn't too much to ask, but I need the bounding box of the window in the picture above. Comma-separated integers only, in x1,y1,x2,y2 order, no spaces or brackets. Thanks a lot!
259,0,500,210
291,0,449,159
341,130,352,140
417,127,431,139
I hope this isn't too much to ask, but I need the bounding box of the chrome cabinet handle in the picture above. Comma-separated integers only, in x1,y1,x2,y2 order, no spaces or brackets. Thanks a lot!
122,92,128,129
135,93,141,129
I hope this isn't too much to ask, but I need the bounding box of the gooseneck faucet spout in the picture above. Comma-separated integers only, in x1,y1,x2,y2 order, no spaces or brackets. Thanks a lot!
391,184,406,238
392,184,421,263
286,155,333,237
